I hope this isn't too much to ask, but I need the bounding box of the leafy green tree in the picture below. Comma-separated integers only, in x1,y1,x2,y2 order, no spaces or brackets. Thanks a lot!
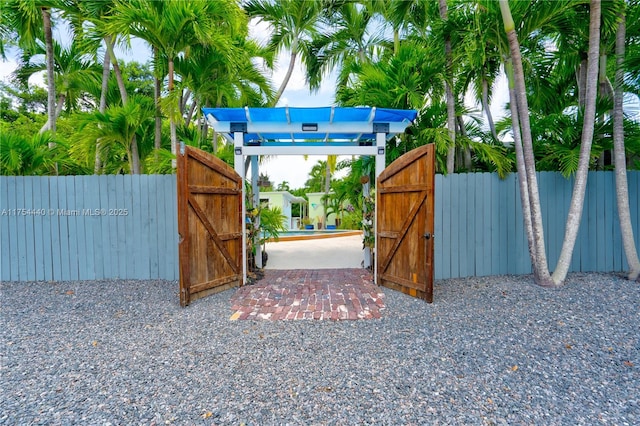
108,0,244,166
304,160,326,192
0,132,57,175
74,95,154,174
2,0,59,137
14,40,101,121
245,0,322,105
308,0,384,90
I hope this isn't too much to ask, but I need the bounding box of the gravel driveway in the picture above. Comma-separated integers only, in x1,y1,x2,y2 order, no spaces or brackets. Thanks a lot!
1,272,638,425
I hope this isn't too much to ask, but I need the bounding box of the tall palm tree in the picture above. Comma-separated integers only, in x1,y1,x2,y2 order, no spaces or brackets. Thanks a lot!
439,0,456,174
74,95,154,174
14,40,101,124
108,0,244,165
499,0,553,286
307,0,386,90
2,0,59,137
552,0,601,284
244,0,321,105
612,8,640,281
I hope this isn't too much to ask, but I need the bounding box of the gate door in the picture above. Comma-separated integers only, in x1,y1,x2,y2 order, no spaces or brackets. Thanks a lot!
177,145,243,306
377,144,435,302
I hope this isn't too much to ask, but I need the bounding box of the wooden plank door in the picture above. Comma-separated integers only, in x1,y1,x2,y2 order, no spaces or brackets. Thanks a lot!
177,145,243,307
376,144,435,302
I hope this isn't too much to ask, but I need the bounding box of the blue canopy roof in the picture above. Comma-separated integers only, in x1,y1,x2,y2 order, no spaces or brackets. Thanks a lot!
202,106,417,146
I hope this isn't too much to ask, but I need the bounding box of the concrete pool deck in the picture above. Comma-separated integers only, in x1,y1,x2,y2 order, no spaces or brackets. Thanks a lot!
263,233,364,269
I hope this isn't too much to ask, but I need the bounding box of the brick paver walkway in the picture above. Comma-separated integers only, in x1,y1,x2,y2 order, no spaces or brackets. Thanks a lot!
230,269,385,321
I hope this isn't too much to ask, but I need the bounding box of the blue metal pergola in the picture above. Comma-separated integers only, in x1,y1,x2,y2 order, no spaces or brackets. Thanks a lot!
203,106,416,150
202,106,417,276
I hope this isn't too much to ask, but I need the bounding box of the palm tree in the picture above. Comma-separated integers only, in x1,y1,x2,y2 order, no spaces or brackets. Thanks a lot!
14,40,101,123
551,0,601,284
62,0,132,172
174,37,274,129
498,0,608,286
499,0,553,286
74,95,154,174
108,0,244,166
0,132,58,175
439,0,456,174
456,8,502,141
307,0,385,90
244,0,321,105
2,0,59,138
612,8,640,281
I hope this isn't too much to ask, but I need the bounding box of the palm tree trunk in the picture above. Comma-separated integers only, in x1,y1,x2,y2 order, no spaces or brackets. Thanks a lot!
106,39,127,104
54,94,65,120
456,115,472,169
106,39,141,174
439,0,456,174
577,57,587,109
499,0,553,287
154,47,162,152
95,39,112,174
612,12,640,281
180,88,191,117
131,136,141,174
40,7,56,141
506,58,536,267
482,78,498,140
185,101,197,128
169,58,177,168
272,51,297,106
40,93,65,134
552,0,601,284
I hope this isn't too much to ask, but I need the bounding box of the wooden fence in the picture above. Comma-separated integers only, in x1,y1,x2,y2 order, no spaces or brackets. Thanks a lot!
1,171,638,282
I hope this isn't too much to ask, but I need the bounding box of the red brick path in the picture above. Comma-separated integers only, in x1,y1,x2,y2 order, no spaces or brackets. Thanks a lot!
230,269,385,321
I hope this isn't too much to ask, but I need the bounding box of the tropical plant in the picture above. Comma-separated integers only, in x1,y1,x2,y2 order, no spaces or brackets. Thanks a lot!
14,40,101,120
73,95,154,174
107,0,244,165
0,132,58,175
245,0,322,105
258,206,287,251
2,0,60,137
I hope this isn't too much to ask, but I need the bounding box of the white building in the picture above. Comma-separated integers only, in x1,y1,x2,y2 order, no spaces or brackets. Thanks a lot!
258,191,307,230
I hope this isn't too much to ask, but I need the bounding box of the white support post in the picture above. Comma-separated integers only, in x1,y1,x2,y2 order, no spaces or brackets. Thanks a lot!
375,132,386,181
363,180,371,270
251,156,262,268
233,132,246,285
374,131,386,284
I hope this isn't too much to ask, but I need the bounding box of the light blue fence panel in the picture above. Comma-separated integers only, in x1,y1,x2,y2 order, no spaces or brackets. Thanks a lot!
147,175,160,278
0,171,637,282
0,176,10,281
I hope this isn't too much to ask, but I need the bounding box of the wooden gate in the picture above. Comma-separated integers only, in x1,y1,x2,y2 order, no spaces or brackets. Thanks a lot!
177,145,243,306
377,144,435,302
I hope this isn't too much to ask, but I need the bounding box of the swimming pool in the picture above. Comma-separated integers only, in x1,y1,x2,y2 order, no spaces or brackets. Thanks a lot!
265,230,362,242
